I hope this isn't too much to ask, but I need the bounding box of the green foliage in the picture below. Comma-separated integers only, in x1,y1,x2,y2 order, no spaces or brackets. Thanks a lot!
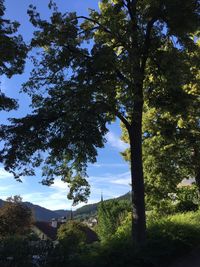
73,211,200,267
0,236,31,267
0,0,27,111
143,212,200,266
175,185,199,212
121,38,200,209
0,196,32,237
1,210,200,267
114,212,132,241
74,192,131,219
176,184,199,203
175,200,199,213
57,221,87,249
0,237,53,267
0,0,199,243
97,199,130,242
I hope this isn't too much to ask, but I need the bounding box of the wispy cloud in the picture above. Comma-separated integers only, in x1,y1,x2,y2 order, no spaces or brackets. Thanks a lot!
22,191,73,210
90,163,127,168
51,178,69,191
110,178,131,186
89,171,130,184
0,186,15,197
0,169,130,210
110,171,131,186
0,168,13,179
106,131,128,151
87,171,131,201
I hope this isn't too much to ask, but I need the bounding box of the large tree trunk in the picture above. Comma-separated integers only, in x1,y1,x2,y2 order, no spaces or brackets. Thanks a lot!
129,98,146,246
195,167,200,196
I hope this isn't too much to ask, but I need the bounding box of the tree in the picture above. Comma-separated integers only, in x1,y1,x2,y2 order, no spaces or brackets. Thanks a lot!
57,220,98,250
0,0,27,111
97,199,130,242
121,39,200,208
0,1,199,245
0,196,32,237
175,184,199,212
57,221,87,251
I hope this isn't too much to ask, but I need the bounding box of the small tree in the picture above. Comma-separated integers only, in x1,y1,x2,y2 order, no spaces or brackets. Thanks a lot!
97,199,130,242
0,196,32,237
57,221,87,252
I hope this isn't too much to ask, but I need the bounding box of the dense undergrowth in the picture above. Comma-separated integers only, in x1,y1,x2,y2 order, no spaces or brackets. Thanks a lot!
73,211,200,267
1,211,200,267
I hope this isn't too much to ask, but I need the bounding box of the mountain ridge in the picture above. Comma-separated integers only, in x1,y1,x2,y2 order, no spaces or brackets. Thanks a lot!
0,192,130,221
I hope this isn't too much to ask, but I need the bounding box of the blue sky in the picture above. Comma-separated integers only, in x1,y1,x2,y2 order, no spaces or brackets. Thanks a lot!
0,0,131,210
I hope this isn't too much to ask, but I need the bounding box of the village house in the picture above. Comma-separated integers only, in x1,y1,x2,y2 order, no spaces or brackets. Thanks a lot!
32,217,99,243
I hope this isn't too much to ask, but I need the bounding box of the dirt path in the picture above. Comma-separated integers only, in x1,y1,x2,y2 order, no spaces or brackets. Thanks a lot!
169,247,200,267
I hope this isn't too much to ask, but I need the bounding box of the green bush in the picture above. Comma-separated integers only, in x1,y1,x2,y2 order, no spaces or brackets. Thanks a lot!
0,236,32,267
97,199,130,242
142,212,200,266
1,211,200,267
58,221,86,244
93,211,200,267
175,200,199,212
175,185,200,213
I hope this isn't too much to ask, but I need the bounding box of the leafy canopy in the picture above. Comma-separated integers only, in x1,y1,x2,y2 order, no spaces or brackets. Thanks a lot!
0,0,27,111
0,0,199,206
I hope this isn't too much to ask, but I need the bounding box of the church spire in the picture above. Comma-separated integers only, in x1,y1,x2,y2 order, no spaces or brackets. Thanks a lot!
101,191,104,202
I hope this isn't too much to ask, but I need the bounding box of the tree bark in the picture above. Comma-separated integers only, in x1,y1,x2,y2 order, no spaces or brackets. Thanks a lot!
129,97,146,246
195,167,200,196
193,148,200,196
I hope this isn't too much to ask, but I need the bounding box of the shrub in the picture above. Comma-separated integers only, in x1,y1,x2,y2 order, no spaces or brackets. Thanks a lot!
175,200,199,212
57,221,87,251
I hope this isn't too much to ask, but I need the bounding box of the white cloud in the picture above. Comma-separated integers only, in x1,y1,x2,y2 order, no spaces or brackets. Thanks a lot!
111,178,130,186
110,171,131,186
51,178,69,191
91,163,127,168
0,186,14,198
106,131,128,151
0,168,13,179
0,169,131,211
89,171,131,185
22,190,73,210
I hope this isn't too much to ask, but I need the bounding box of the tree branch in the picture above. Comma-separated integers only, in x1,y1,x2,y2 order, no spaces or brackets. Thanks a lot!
94,101,131,131
115,109,131,131
75,15,130,52
140,18,157,74
75,16,112,35
115,69,132,86
125,0,138,21
63,44,91,59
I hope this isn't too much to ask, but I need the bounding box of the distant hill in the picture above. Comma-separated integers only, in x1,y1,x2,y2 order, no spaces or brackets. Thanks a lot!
54,209,70,218
76,192,131,217
0,199,4,208
53,192,131,219
25,202,71,222
0,192,131,221
0,199,70,222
